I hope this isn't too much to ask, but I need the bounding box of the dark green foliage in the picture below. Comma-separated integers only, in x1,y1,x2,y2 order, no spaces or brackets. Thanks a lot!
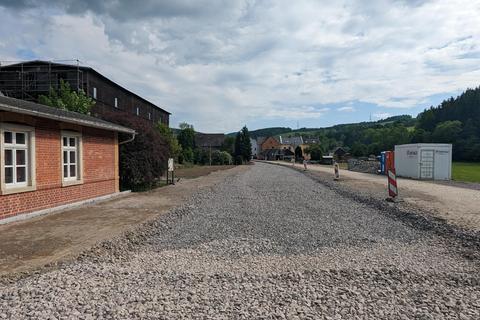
211,150,232,165
295,146,303,159
305,144,324,160
102,111,169,191
415,86,480,160
156,123,182,162
194,148,232,165
182,148,194,163
234,155,243,165
234,126,252,163
38,79,94,114
193,148,209,165
177,122,195,151
221,136,235,155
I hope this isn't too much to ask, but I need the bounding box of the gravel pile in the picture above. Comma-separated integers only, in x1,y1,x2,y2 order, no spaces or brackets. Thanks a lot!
1,162,479,319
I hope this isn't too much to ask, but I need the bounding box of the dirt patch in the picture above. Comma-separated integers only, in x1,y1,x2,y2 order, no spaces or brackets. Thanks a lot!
0,165,248,277
175,165,235,179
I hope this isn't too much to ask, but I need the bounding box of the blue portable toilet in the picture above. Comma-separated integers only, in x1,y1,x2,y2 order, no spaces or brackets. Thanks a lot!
380,151,386,175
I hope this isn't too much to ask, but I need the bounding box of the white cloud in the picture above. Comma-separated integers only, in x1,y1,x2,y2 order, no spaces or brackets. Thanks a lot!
373,112,392,120
1,0,480,131
337,106,355,112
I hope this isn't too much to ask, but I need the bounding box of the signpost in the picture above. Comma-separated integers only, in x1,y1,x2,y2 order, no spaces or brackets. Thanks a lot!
167,158,175,185
333,162,340,181
385,151,398,201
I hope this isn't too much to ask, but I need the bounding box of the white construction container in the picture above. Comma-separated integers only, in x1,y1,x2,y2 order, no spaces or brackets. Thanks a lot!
394,144,452,180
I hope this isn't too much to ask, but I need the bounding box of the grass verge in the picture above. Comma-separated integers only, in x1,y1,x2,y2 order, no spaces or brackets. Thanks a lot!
452,162,480,183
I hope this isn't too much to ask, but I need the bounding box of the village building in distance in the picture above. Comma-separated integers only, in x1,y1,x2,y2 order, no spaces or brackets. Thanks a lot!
194,133,225,151
252,135,348,162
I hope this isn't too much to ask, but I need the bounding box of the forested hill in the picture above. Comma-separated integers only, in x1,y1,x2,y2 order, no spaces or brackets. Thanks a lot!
239,86,480,161
414,86,480,160
228,127,292,138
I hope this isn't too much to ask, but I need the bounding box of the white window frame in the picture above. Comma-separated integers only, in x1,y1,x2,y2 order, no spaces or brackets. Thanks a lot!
93,87,97,99
136,107,140,116
0,123,36,195
61,131,83,187
148,112,151,120
114,97,118,108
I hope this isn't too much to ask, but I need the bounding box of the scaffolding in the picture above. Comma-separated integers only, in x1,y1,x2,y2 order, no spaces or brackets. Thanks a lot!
0,60,85,101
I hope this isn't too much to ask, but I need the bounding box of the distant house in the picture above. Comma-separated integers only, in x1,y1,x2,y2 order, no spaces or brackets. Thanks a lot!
260,136,281,151
256,136,267,153
333,147,349,161
279,135,303,147
0,95,135,222
250,138,258,158
0,60,171,127
194,133,225,150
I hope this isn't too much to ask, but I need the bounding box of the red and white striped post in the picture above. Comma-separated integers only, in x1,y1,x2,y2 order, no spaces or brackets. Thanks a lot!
385,151,398,201
387,168,398,198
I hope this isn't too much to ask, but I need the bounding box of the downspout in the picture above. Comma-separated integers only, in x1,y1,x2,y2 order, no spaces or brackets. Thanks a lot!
119,132,136,145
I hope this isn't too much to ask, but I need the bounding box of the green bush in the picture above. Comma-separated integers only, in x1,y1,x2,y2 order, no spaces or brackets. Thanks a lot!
102,111,169,191
234,155,243,165
210,150,232,165
182,148,194,163
194,148,209,165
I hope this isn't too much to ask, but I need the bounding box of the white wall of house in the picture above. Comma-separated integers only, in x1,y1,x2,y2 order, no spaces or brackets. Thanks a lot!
250,138,258,158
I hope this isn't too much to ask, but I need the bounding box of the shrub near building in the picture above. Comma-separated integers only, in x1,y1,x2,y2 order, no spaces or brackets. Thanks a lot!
103,112,169,191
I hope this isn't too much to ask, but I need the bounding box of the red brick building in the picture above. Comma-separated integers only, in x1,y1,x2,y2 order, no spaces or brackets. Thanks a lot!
0,95,135,222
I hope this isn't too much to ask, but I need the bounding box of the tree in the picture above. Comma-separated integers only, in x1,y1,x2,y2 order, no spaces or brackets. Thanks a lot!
177,122,195,150
432,120,463,143
294,145,303,159
305,144,324,161
38,79,94,115
102,111,169,191
221,136,235,155
156,123,182,161
234,126,252,163
351,142,367,157
177,122,195,163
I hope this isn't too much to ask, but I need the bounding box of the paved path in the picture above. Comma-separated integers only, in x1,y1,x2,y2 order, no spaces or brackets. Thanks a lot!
268,160,480,231
1,163,479,319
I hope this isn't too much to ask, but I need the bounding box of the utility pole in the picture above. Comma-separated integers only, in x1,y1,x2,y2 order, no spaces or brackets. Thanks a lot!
76,59,80,92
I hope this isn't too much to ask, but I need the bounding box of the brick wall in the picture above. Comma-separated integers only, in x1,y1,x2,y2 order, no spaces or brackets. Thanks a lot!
0,117,118,220
261,137,281,151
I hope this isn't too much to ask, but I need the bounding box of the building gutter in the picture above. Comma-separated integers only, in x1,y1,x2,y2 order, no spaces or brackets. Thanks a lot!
119,132,136,145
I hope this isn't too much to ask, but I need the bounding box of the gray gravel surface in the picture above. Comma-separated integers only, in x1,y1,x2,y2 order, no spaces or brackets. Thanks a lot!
1,162,479,319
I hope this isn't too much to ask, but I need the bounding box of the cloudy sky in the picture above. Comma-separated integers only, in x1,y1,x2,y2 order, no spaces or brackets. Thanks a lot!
1,0,479,132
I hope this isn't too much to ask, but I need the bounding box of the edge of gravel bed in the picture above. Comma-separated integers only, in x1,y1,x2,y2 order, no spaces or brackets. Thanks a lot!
0,167,248,285
261,161,480,261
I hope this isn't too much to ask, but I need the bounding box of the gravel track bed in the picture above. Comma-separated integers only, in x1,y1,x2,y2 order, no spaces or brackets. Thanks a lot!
1,162,479,319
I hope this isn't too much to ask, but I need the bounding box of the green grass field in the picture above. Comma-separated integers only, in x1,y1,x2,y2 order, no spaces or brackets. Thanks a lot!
452,162,480,183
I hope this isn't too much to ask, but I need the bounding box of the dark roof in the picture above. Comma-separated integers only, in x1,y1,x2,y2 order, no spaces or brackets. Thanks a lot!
304,138,319,144
334,147,348,155
279,135,303,145
195,133,225,148
0,95,135,134
1,60,171,115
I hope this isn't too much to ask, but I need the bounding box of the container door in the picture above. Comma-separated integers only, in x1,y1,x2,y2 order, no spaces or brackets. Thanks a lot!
420,149,434,179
